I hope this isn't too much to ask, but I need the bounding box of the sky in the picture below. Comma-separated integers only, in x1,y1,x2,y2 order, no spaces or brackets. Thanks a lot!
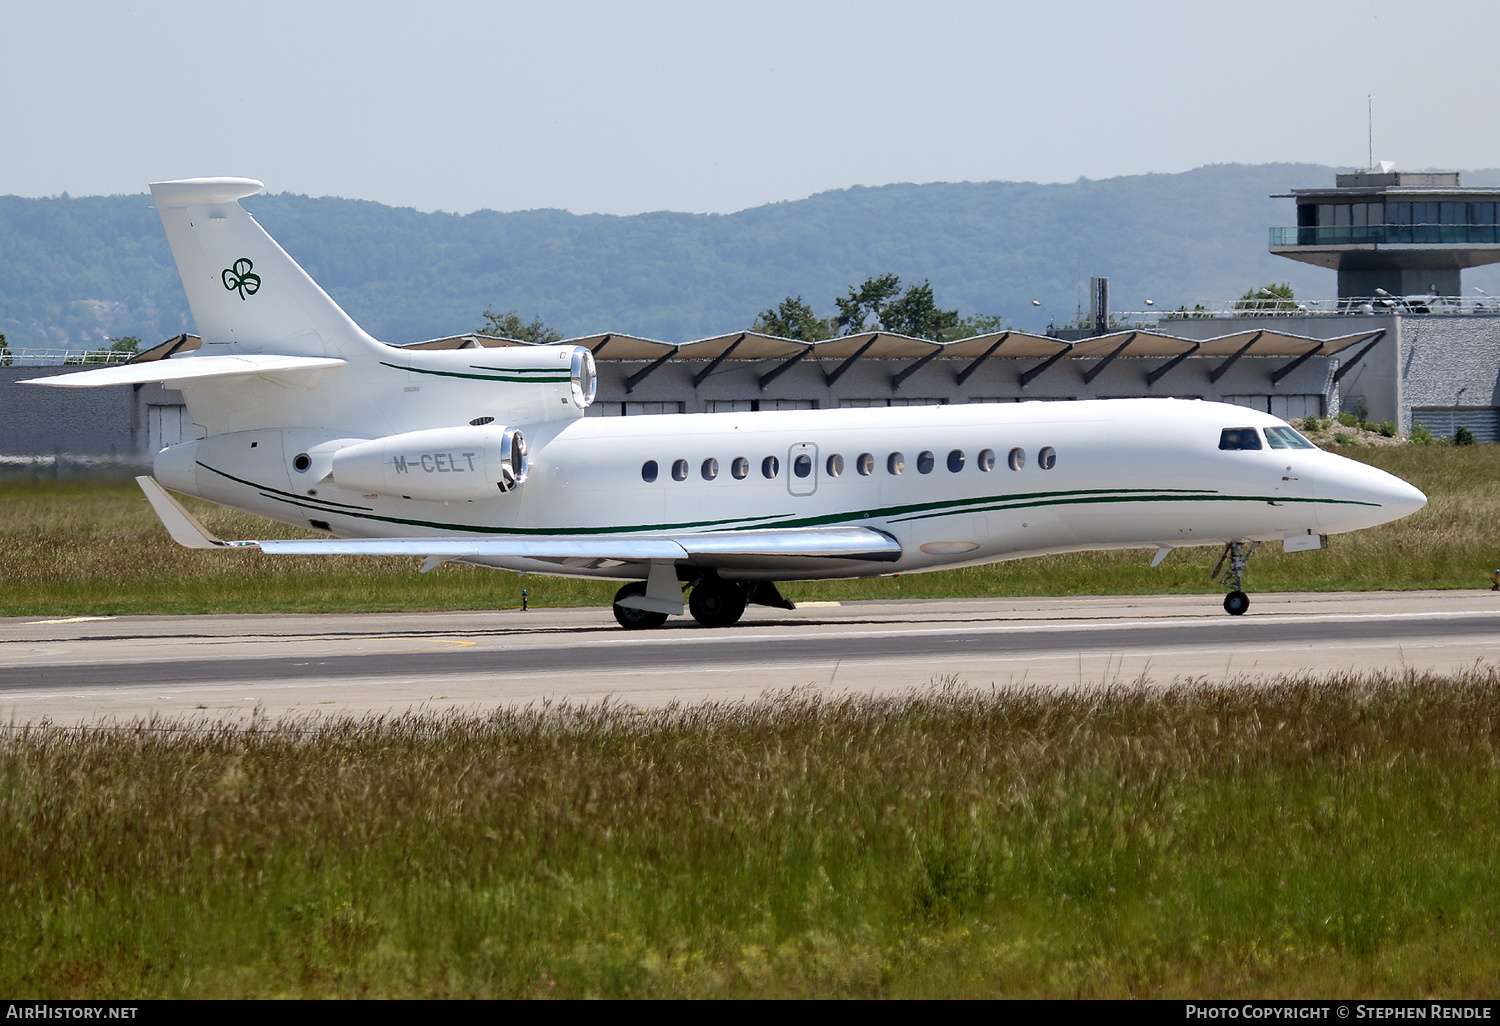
3,0,1498,216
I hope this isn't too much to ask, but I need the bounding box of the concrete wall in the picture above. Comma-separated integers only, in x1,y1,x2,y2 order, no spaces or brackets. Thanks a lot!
0,367,183,468
1399,315,1500,436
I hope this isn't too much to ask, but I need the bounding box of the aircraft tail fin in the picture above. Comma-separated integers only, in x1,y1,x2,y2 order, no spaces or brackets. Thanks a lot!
149,178,379,358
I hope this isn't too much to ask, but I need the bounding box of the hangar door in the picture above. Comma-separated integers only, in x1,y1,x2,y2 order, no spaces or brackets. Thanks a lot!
1410,406,1499,443
147,404,190,453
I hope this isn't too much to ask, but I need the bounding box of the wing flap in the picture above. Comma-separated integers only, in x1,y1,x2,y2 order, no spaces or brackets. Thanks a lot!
23,354,346,388
257,537,693,560
677,528,900,561
255,527,900,562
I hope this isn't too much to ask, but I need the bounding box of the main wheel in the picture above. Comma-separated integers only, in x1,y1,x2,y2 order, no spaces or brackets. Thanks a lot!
1223,590,1250,616
613,581,668,630
688,578,748,627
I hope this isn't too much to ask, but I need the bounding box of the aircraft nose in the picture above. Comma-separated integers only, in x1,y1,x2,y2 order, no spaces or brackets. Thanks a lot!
1315,454,1426,532
1382,475,1428,520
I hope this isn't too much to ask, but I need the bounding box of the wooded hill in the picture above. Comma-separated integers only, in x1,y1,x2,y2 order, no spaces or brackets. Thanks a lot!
6,163,1499,350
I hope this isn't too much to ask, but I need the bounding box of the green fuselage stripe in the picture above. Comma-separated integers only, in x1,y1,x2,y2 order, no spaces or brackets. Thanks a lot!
890,491,1376,524
198,462,375,512
381,361,571,383
199,461,1382,540
200,462,788,535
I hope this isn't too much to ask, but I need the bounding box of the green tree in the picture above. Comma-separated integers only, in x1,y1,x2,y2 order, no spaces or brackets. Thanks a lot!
477,309,563,345
1234,282,1296,313
752,296,832,341
948,313,1008,340
879,279,962,341
67,335,143,366
833,273,902,334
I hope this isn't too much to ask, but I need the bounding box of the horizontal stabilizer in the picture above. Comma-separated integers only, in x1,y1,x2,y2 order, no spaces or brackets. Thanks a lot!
23,354,345,388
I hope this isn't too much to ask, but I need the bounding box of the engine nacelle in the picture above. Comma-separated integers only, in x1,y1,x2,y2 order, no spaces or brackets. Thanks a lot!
330,425,528,500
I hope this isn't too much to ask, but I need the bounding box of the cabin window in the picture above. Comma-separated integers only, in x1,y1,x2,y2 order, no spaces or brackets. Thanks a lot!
917,451,935,474
641,460,659,483
887,452,905,475
827,454,845,477
856,452,874,475
701,458,719,481
762,455,780,479
731,457,749,479
947,449,965,472
1038,446,1057,470
977,448,996,472
1007,447,1026,471
794,454,813,478
672,459,689,481
1219,427,1263,451
1265,426,1316,450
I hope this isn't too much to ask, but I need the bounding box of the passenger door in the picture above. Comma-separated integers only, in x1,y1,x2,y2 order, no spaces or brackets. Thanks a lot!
787,442,818,496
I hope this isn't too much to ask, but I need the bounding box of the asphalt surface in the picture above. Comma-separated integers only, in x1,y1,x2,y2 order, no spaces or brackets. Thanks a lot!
3,591,1497,723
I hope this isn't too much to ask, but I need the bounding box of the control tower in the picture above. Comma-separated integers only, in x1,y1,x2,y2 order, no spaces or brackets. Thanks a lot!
1269,169,1500,297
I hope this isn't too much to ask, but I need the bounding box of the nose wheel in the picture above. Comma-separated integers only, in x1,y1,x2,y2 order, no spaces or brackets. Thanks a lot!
1211,541,1259,616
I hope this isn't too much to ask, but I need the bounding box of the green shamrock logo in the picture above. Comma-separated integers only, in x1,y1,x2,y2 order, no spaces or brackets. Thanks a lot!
221,258,261,300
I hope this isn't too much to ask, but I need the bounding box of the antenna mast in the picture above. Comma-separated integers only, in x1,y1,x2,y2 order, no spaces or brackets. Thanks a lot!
1368,94,1373,170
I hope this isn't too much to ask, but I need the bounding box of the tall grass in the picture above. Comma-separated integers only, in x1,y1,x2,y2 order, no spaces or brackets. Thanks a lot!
1,445,1496,616
3,669,1500,997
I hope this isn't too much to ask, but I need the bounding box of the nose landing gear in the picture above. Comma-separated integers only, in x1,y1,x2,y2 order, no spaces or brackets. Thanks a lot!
1211,541,1259,616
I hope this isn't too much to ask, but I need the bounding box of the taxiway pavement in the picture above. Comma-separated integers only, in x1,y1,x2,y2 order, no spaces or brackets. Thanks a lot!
2,591,1496,723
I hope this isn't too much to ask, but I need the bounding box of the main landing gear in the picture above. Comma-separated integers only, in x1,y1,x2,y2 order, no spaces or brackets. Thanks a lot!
1211,541,1259,616
611,581,668,630
611,574,795,630
688,576,748,628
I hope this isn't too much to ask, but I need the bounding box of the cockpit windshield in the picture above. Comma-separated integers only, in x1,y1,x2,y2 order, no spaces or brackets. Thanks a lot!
1265,425,1316,450
1219,427,1263,451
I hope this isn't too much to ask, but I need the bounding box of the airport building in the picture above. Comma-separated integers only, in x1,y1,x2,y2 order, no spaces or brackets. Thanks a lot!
5,167,1500,469
1268,168,1500,298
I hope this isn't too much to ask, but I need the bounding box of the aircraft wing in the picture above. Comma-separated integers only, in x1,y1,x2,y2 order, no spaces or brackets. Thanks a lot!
21,354,346,388
137,476,900,562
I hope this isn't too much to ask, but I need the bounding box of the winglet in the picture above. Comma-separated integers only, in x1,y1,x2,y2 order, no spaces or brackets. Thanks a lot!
136,476,229,549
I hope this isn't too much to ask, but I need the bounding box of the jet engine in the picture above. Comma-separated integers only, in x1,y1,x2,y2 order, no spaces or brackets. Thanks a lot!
330,424,528,500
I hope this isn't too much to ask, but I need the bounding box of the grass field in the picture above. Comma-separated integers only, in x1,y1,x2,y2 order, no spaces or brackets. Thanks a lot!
3,670,1499,998
1,444,1497,616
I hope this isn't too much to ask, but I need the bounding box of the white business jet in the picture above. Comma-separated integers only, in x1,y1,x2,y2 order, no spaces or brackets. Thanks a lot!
26,178,1427,628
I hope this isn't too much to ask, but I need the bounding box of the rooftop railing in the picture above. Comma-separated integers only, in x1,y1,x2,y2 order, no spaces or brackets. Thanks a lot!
1271,225,1500,247
1108,294,1500,322
0,349,137,367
